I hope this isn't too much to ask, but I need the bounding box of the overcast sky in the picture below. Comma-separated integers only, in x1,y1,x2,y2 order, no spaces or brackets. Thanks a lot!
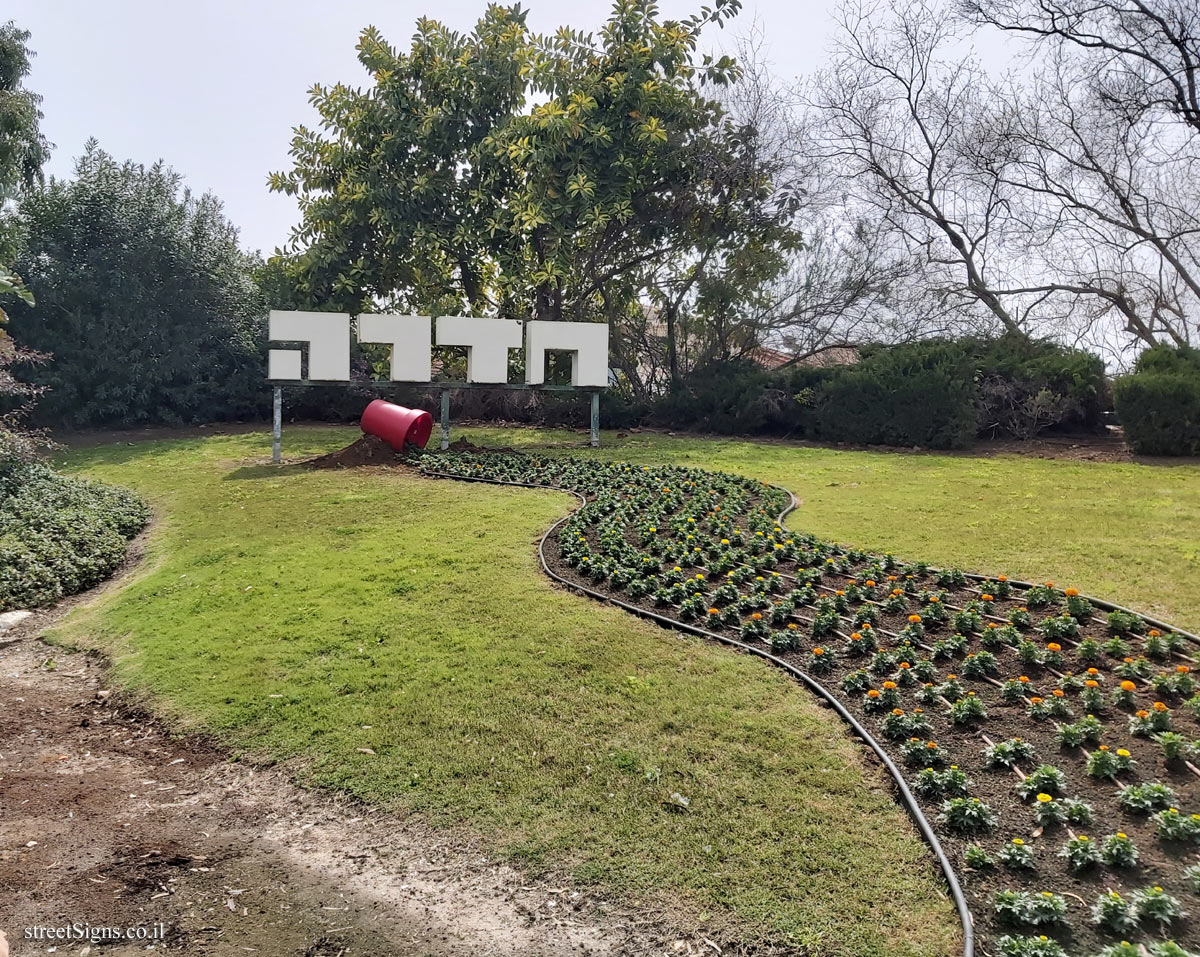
8,0,853,256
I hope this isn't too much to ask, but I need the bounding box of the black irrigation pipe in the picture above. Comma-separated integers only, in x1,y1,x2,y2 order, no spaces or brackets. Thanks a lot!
420,466,976,957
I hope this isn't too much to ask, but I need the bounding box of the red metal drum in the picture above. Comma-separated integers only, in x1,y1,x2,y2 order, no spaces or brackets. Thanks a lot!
360,399,434,451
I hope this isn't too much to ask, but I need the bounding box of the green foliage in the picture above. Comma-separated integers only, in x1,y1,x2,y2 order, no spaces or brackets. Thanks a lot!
0,460,147,610
1113,345,1200,456
8,143,268,428
645,335,1107,449
268,0,796,399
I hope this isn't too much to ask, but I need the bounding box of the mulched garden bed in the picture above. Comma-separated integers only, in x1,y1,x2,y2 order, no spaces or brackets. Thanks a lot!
408,447,1200,957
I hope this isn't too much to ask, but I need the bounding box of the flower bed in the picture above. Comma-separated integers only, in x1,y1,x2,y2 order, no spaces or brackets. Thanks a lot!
418,448,1200,957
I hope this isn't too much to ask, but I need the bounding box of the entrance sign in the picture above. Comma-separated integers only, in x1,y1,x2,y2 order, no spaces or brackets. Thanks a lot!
266,310,610,462
268,310,609,388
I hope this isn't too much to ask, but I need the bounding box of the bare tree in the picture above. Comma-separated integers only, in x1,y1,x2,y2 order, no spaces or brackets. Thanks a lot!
809,0,1036,337
964,0,1200,135
991,57,1200,349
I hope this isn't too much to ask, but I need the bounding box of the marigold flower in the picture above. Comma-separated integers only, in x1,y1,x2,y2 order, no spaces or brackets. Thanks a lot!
1085,679,1099,688
947,674,958,680
1047,642,1062,652
1012,838,1025,845
908,614,922,623
882,680,898,690
1036,793,1053,803
1120,680,1137,692
1117,749,1131,757
1179,665,1191,674
1098,745,1109,751
1052,689,1065,697
850,632,862,641
867,689,880,698
892,708,905,716
750,612,763,620
1087,667,1099,675
887,575,898,581
1149,629,1162,637
998,575,1008,582
900,661,911,669
927,741,938,748
1154,701,1168,712
929,596,940,603
1018,675,1031,683
1136,709,1150,718
1030,696,1044,704
813,647,825,656
787,623,798,631
1044,581,1055,588
1124,656,1134,663
1064,588,1079,597
708,608,720,615
981,594,994,602
865,580,876,587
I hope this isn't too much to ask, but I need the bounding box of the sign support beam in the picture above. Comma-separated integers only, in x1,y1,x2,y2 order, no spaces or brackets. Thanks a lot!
590,391,600,448
272,387,282,464
440,389,451,451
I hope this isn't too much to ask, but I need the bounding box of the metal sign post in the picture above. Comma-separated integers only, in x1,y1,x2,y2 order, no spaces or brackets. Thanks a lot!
272,387,282,464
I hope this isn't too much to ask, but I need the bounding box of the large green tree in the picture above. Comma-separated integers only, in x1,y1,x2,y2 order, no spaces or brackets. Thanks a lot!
0,20,50,462
7,143,268,428
269,0,798,394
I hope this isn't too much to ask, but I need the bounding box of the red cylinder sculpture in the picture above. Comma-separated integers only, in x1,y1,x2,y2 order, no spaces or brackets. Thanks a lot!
360,399,434,451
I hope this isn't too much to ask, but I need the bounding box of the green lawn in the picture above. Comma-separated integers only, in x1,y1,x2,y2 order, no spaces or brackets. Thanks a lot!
458,426,1200,633
53,428,958,957
51,425,1200,954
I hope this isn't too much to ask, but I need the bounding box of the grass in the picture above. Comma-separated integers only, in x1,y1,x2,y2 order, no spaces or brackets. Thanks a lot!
454,426,1200,633
52,427,959,957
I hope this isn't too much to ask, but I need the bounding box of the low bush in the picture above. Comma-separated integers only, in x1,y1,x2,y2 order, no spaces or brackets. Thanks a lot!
0,461,149,610
1113,346,1200,456
641,336,1105,450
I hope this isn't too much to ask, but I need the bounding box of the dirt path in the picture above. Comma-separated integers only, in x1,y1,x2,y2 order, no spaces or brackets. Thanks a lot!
0,630,713,957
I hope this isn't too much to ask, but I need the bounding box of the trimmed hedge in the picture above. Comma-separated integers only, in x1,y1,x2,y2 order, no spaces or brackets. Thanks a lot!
0,462,150,610
645,336,1107,449
1114,346,1200,456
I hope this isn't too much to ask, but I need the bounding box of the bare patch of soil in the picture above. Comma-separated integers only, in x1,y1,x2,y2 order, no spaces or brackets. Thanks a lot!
308,434,400,469
0,629,755,957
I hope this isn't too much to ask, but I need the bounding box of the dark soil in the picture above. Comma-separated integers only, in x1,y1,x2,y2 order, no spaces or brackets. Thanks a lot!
531,486,1200,957
308,434,400,468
